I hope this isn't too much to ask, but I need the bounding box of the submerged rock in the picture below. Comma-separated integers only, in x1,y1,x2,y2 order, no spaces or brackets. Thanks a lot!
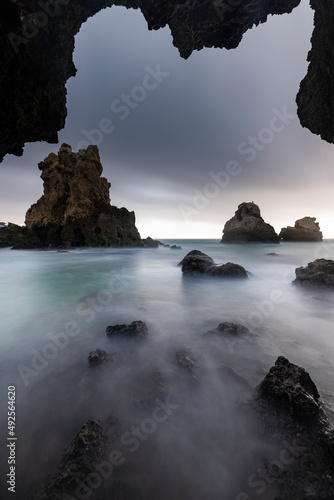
221,202,279,243
88,349,109,367
179,250,248,278
203,322,252,339
250,356,334,499
106,320,149,340
280,216,323,241
15,144,143,249
293,258,334,288
175,349,199,384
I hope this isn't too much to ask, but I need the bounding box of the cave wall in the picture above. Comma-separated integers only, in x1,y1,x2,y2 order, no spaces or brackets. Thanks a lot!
0,0,332,163
296,0,334,143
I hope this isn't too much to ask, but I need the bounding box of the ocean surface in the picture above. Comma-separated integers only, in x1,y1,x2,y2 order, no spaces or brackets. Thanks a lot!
1,239,334,499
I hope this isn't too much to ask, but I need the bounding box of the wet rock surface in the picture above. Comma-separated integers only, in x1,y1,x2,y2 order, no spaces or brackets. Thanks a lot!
221,202,280,244
174,348,199,384
179,250,215,273
180,250,248,278
142,237,160,248
88,349,109,367
293,258,334,288
203,321,253,340
279,216,323,241
29,334,334,500
106,320,149,340
250,356,334,500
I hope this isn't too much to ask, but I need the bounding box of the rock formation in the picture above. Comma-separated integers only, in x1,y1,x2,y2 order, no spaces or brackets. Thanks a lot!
106,320,148,340
29,354,334,500
221,202,279,243
203,322,253,340
0,222,35,248
10,144,143,249
179,250,248,278
293,258,334,288
250,356,334,499
296,0,334,144
1,0,334,163
279,216,323,241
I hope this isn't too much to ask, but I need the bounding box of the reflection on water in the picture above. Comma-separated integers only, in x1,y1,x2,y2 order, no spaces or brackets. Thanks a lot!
0,240,334,498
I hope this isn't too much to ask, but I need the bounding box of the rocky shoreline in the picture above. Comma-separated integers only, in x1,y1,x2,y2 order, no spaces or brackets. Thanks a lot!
29,317,334,500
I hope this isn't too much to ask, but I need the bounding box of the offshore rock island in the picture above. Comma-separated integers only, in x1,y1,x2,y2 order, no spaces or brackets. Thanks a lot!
221,202,279,244
1,144,143,249
279,216,323,241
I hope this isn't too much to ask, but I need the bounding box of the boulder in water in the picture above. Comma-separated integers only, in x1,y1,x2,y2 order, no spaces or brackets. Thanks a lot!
179,250,248,278
106,320,149,340
293,258,334,288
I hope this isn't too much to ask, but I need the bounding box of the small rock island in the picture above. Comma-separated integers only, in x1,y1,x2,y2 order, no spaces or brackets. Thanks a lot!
221,202,279,244
279,216,323,241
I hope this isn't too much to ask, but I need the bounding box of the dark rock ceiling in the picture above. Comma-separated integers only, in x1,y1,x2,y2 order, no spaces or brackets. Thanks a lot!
0,0,333,163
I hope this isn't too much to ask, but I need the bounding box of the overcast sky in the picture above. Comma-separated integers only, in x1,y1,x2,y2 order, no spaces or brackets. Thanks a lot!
1,0,334,238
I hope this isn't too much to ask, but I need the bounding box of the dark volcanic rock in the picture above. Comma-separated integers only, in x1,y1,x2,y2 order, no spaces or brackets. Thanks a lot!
297,1,334,144
250,356,334,499
0,222,43,248
29,419,109,500
106,320,148,340
0,1,305,163
170,245,182,250
180,250,248,278
279,216,323,241
293,258,334,288
179,250,215,273
203,322,252,340
206,262,248,278
175,349,199,384
29,417,141,500
142,237,159,248
0,222,24,247
88,349,108,367
15,144,143,249
221,202,279,243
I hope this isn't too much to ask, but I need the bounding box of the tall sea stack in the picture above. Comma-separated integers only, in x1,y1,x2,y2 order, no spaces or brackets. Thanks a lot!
20,144,143,248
